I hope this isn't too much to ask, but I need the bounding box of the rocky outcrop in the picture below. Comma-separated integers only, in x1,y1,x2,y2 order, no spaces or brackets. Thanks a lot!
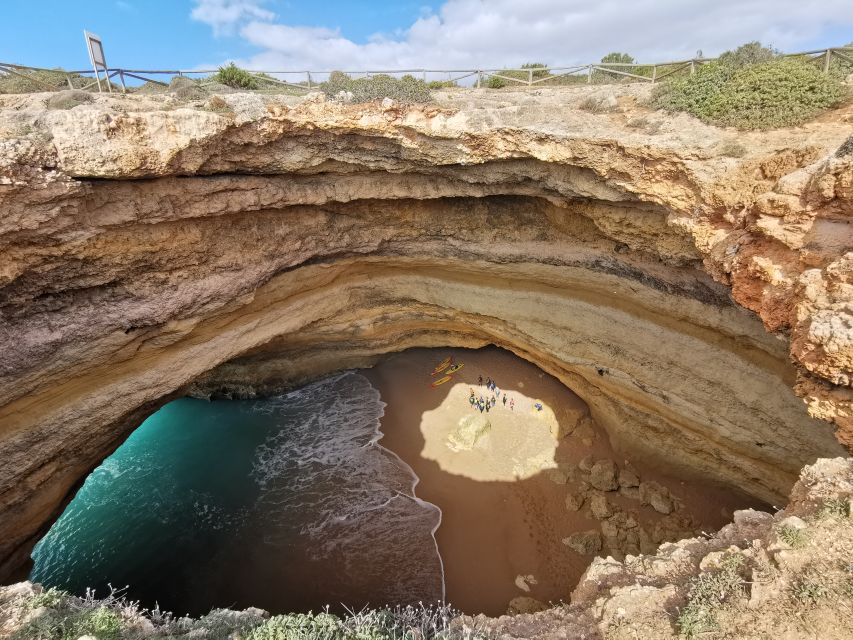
0,87,851,581
466,457,853,639
4,458,852,639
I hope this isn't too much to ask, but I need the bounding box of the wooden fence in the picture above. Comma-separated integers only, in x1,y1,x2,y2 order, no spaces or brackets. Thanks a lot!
1,46,851,94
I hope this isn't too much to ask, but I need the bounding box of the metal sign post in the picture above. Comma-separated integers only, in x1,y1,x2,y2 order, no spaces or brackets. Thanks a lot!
83,30,110,93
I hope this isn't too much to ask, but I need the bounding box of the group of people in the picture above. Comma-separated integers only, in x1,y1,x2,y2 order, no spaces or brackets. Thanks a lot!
469,375,515,413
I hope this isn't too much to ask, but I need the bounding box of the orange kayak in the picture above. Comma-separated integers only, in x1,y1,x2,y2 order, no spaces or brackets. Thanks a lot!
431,357,452,376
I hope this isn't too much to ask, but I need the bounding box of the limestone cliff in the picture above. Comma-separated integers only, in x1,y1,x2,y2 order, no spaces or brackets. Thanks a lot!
0,85,851,582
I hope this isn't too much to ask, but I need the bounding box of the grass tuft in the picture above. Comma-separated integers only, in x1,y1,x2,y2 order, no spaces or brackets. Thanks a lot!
777,524,809,548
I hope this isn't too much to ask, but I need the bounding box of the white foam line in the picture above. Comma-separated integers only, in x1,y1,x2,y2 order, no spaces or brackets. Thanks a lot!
357,374,447,604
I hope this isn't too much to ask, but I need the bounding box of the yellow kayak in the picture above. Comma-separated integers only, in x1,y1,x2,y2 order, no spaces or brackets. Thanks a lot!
431,375,452,387
446,362,465,374
431,357,452,376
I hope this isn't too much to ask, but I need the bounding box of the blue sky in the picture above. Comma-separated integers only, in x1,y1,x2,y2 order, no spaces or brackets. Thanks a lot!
1,1,850,73
0,1,443,70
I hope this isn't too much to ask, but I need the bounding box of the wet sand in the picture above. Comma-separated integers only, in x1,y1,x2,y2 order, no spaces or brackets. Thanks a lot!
365,346,766,616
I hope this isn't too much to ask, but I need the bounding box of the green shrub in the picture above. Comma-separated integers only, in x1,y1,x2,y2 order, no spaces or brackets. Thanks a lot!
601,52,635,64
718,41,780,68
320,71,432,103
521,62,550,79
246,613,346,640
25,587,65,610
213,63,260,90
677,554,745,638
77,607,123,640
652,55,846,129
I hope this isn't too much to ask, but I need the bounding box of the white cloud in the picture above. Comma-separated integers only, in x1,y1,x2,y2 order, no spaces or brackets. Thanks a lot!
193,0,853,71
191,0,275,36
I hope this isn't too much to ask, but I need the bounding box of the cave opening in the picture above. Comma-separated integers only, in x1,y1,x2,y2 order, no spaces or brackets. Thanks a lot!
28,346,766,618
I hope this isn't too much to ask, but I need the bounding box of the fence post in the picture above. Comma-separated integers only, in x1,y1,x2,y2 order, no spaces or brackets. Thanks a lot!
476,71,481,88
118,70,126,94
528,68,533,86
823,49,832,73
651,65,657,83
690,60,695,75
587,64,592,83
307,71,312,89
65,73,74,90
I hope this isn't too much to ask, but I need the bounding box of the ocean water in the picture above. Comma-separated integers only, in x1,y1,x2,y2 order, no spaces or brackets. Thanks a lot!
30,373,444,615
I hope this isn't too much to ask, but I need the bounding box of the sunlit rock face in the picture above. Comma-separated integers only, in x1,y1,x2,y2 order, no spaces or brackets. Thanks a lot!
0,87,851,581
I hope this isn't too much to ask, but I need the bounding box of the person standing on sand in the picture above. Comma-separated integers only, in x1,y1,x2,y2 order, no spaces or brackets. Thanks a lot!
478,375,483,385
503,395,507,407
510,398,515,411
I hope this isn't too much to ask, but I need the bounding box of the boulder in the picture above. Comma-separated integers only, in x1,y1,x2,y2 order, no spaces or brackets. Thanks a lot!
778,515,807,530
639,481,673,514
547,468,569,485
589,459,618,491
618,467,640,488
578,455,595,472
169,76,206,101
506,596,548,615
563,530,602,555
565,492,585,512
46,90,92,110
589,492,613,520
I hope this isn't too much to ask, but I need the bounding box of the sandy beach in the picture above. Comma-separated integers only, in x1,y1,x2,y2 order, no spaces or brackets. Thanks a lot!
365,346,765,616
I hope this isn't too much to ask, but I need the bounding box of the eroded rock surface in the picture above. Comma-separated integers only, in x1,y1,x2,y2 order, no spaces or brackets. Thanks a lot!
0,87,851,581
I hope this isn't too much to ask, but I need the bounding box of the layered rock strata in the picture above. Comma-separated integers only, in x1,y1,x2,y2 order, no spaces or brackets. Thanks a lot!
0,86,851,581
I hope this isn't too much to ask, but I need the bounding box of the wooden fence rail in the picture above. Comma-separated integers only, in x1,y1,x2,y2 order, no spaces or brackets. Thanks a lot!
1,46,851,94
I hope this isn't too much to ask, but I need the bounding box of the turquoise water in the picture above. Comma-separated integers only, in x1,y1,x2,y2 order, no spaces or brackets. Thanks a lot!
30,373,444,616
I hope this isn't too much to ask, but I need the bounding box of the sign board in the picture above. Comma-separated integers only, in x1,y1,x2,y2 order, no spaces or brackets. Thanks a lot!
83,30,110,92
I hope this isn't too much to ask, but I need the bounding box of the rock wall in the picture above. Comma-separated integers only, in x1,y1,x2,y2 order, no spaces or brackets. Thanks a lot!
0,87,851,581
